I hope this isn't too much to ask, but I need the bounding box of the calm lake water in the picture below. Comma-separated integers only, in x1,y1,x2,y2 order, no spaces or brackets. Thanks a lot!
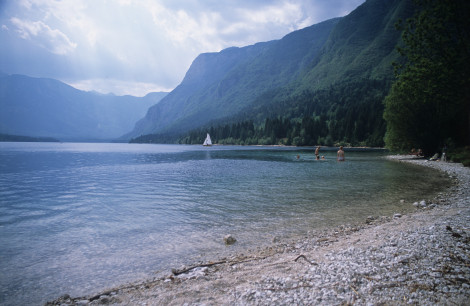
0,142,448,305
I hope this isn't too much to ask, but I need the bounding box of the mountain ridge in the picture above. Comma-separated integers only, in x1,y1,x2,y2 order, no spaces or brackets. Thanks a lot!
125,18,340,139
127,0,414,143
296,0,413,92
0,74,167,141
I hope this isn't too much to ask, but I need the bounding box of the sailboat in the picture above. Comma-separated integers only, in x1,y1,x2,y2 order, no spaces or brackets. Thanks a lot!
203,133,212,146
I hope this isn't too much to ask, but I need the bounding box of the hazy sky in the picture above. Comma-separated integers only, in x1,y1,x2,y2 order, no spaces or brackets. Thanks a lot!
0,0,365,96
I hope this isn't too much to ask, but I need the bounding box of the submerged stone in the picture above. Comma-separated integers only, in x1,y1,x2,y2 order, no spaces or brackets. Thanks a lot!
224,234,237,245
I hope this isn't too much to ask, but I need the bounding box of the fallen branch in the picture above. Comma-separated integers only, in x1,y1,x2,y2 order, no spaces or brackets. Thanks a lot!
229,253,277,266
363,275,378,282
172,253,280,276
350,285,360,297
172,260,227,276
294,254,318,265
229,257,263,266
371,282,401,291
262,285,314,291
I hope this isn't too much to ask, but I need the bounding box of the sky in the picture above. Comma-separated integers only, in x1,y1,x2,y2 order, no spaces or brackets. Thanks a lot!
0,0,365,96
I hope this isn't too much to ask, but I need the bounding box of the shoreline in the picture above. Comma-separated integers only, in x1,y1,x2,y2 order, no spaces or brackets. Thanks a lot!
47,156,470,305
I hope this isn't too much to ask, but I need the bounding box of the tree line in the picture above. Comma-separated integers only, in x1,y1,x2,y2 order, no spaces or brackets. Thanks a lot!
384,0,469,155
178,79,390,147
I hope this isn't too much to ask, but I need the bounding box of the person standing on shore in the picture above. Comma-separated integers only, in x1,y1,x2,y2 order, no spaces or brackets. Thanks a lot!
337,146,345,161
315,146,320,160
442,144,447,162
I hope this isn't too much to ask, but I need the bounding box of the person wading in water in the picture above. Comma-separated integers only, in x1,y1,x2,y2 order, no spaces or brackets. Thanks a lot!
315,146,320,160
337,146,345,161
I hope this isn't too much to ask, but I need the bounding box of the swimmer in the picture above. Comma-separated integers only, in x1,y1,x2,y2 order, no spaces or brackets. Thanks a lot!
337,146,345,161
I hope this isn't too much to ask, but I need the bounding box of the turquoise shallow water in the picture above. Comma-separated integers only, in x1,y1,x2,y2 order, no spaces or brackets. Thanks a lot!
0,143,448,305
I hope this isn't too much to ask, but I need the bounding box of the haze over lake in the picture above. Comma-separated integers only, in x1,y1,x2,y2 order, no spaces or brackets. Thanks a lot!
0,142,448,305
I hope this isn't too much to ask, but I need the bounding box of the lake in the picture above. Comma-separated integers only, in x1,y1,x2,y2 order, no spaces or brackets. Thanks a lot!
0,142,448,305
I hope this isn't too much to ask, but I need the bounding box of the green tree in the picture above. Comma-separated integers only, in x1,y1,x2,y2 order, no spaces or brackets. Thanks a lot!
384,0,470,154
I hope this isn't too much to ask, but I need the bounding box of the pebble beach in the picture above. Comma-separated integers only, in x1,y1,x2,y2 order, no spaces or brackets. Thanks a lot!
47,156,470,305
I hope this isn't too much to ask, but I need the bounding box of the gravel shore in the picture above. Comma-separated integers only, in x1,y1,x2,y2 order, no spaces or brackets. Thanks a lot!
47,156,470,305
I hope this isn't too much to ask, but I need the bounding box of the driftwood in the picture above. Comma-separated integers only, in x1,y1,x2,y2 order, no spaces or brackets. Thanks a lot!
171,260,227,276
172,254,278,276
171,251,287,276
350,285,361,297
294,254,318,265
262,284,314,291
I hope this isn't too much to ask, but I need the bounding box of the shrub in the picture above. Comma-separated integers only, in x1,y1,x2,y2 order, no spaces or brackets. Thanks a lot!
449,146,470,167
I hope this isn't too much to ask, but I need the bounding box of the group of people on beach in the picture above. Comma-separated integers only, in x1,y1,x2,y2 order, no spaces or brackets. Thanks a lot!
410,148,423,157
410,145,447,162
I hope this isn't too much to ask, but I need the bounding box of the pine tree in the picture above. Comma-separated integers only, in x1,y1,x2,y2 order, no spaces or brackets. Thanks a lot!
384,0,470,154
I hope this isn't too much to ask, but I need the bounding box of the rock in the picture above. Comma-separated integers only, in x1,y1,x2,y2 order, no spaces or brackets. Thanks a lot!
224,234,237,245
366,216,375,224
413,202,419,207
393,213,402,218
61,294,71,300
420,200,427,207
400,199,405,203
99,296,110,303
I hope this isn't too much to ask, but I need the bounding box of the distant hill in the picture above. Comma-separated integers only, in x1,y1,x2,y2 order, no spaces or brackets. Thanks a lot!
0,74,167,141
0,133,59,142
126,0,414,145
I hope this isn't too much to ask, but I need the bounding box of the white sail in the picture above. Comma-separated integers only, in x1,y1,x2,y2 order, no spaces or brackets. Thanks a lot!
203,133,212,146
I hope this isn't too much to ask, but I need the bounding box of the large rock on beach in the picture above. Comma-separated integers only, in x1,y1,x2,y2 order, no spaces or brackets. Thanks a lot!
224,234,237,245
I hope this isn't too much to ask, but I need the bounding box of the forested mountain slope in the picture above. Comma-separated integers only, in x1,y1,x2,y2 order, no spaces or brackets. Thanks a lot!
296,0,413,91
125,18,339,138
130,0,415,146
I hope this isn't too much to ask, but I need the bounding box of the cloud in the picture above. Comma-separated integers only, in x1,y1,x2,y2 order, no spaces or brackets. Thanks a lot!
10,17,76,55
0,0,365,96
69,78,173,96
144,1,223,52
217,2,308,46
144,1,309,51
238,2,303,25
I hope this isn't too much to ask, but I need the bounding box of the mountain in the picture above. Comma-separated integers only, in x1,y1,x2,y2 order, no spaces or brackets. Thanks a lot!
0,133,59,142
125,18,339,139
296,0,414,91
0,74,167,141
127,0,415,144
